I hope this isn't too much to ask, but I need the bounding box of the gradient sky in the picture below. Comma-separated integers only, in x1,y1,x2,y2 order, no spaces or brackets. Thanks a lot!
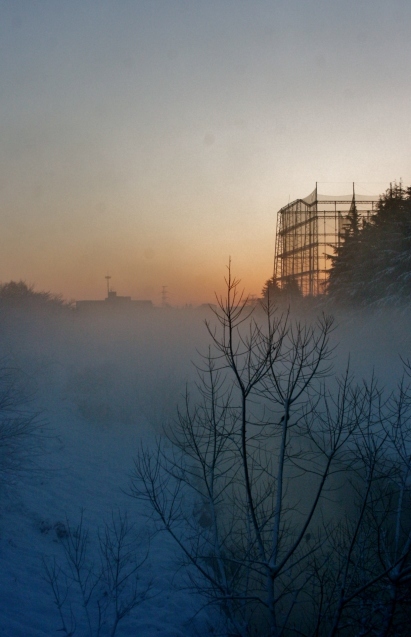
1,0,410,305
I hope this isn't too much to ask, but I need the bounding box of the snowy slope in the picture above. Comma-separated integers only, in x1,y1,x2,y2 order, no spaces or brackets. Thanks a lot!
0,402,215,636
0,309,215,636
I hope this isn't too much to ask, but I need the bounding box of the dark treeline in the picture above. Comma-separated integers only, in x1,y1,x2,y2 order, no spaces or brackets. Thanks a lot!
328,182,411,307
0,280,71,307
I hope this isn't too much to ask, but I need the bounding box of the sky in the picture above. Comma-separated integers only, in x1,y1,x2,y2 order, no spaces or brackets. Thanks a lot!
0,0,410,306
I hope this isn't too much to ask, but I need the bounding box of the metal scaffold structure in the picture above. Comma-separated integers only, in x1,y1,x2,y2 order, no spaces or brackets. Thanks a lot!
274,184,380,296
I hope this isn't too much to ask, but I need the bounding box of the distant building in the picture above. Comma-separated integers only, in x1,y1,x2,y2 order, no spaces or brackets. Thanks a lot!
76,289,153,313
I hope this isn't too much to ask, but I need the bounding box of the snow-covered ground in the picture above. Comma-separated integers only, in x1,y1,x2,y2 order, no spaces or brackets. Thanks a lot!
1,303,410,636
0,410,215,636
0,308,216,636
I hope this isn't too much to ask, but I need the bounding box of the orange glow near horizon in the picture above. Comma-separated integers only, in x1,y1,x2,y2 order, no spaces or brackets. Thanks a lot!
0,4,408,307
2,250,273,308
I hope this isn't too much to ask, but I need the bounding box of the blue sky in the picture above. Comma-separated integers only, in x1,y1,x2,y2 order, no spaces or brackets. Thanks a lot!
0,0,410,304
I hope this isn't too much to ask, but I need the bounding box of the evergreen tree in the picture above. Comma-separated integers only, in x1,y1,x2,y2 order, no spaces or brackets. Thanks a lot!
261,276,302,303
282,276,303,299
327,183,411,306
261,276,282,301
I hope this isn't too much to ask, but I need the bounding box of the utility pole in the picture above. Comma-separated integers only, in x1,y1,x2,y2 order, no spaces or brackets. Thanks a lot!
161,285,168,307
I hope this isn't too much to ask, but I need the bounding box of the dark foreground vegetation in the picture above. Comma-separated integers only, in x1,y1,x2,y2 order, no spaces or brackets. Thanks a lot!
131,267,411,636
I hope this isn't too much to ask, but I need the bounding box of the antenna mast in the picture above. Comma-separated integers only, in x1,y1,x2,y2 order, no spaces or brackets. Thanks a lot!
105,275,111,297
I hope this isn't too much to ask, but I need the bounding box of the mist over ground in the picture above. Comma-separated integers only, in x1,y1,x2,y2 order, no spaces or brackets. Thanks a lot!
0,306,212,430
1,301,408,432
0,298,409,635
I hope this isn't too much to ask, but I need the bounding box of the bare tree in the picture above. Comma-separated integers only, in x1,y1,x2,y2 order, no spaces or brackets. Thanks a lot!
129,266,411,636
43,510,151,637
0,363,45,484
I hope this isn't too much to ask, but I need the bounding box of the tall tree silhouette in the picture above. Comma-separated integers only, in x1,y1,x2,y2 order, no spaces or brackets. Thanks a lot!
327,183,411,306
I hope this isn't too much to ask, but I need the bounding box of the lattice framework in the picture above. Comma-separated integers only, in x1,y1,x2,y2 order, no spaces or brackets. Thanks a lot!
274,185,379,296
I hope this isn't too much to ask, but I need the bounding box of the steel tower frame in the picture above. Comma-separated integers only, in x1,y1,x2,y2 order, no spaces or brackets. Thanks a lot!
274,184,379,296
